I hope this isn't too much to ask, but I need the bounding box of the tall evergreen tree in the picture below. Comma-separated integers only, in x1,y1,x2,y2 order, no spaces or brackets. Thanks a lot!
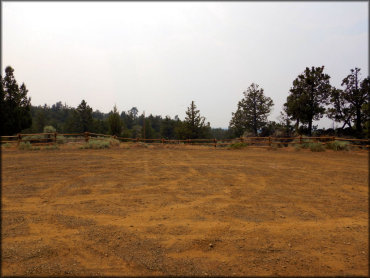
108,105,123,136
76,100,93,132
0,66,32,135
229,83,273,136
285,66,331,136
184,101,209,139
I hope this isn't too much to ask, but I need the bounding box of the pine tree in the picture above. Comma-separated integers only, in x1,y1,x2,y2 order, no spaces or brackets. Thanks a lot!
0,66,32,135
108,105,123,136
229,83,273,136
341,68,369,134
285,66,331,136
76,100,93,132
184,101,209,139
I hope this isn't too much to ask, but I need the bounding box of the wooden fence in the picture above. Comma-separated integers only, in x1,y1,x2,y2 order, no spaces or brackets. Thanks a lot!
1,132,369,149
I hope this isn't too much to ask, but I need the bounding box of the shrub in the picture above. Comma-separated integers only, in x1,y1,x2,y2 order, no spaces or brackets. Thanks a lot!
56,135,66,144
80,139,111,149
309,142,325,152
294,145,302,151
18,142,40,151
2,143,12,148
45,144,59,150
326,140,350,151
228,142,248,149
22,134,44,141
19,142,32,150
43,126,56,133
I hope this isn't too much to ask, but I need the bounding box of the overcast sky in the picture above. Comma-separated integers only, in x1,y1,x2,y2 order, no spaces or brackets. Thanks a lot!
2,2,368,128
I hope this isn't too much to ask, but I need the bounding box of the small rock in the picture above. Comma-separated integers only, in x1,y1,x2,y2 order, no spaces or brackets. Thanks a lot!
209,243,213,248
280,215,286,218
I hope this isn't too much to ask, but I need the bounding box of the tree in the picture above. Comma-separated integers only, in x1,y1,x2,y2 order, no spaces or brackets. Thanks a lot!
160,116,176,139
183,101,210,139
0,66,32,135
341,68,369,134
327,87,353,129
278,106,294,136
229,83,273,136
108,105,123,136
76,100,93,132
285,66,331,136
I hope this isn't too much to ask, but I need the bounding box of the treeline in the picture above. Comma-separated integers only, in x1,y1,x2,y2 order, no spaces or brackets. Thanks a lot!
21,100,231,139
1,65,369,139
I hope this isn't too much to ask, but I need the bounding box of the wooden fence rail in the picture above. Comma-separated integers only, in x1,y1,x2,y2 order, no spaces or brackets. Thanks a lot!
1,132,369,150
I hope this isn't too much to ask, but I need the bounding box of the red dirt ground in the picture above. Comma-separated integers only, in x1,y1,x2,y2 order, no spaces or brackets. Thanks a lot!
1,144,369,276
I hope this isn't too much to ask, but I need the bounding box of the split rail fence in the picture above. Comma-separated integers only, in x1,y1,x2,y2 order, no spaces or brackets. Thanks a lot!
1,132,369,149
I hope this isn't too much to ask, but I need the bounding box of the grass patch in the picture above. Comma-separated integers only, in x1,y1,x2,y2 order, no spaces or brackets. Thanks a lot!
56,135,66,144
18,142,40,151
309,142,325,152
228,142,248,150
294,145,302,151
2,143,12,148
326,140,350,151
19,142,32,150
45,144,59,150
80,137,120,149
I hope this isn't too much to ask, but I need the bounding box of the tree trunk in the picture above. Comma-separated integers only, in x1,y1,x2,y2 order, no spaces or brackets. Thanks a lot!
356,107,362,133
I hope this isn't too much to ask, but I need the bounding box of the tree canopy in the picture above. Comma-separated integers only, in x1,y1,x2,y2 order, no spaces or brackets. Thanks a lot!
229,83,273,136
285,66,331,136
0,66,32,135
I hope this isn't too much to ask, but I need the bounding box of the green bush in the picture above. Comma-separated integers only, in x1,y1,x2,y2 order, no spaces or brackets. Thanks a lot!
2,143,12,148
326,140,350,151
292,136,311,149
22,134,44,141
80,139,111,149
19,142,32,150
18,142,40,151
309,142,325,152
43,125,56,133
56,135,66,144
228,142,248,149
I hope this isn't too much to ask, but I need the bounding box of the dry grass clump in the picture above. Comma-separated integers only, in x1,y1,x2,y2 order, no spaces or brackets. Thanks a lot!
326,140,350,151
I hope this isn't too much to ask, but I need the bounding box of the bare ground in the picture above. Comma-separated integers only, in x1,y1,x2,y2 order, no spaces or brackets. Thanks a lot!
1,144,369,276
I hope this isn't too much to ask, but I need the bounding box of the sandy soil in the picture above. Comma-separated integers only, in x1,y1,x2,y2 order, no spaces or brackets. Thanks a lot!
1,144,369,276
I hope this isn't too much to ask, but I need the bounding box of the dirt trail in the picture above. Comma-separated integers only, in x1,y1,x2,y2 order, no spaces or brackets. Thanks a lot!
1,145,368,276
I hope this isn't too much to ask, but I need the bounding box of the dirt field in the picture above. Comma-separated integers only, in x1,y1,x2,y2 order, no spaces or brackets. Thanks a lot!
1,144,369,276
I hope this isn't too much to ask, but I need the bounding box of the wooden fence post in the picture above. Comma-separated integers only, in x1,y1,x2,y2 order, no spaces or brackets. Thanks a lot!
17,133,21,146
299,135,302,145
54,132,57,144
214,138,217,148
240,137,244,143
268,136,271,147
161,138,164,144
136,137,139,143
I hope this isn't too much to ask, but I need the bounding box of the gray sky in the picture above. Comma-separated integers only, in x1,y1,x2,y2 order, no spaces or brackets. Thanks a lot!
2,2,368,128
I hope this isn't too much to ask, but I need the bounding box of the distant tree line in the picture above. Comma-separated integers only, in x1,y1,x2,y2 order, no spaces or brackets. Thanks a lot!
1,65,369,138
